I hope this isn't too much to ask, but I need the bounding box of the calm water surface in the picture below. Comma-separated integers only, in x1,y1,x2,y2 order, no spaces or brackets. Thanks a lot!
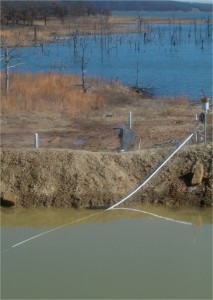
1,204,212,299
2,19,212,99
112,11,212,19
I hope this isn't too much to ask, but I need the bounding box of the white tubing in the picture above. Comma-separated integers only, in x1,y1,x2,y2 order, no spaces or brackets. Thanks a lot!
11,211,102,248
111,207,192,225
128,111,132,129
107,133,194,210
4,133,193,251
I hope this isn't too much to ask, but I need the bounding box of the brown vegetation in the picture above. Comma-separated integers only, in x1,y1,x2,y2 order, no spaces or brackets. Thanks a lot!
1,16,133,47
1,71,212,152
1,15,207,47
0,73,212,208
0,72,106,115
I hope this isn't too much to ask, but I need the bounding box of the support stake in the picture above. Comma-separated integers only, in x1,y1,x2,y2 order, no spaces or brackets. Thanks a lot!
34,133,39,148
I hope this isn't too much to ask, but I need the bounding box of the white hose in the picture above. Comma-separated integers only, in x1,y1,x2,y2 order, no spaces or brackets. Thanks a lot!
111,207,192,225
3,133,194,250
107,133,194,210
11,211,102,248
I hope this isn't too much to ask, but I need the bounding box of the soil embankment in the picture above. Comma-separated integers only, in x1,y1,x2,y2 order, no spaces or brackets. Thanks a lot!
1,144,212,208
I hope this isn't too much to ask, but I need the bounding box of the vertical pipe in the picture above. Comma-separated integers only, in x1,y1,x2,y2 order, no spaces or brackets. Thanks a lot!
34,133,39,148
128,111,132,129
195,114,198,143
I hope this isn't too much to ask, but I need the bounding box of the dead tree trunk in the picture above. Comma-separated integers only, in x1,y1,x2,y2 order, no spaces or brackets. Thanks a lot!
81,44,88,93
5,47,10,93
1,42,24,94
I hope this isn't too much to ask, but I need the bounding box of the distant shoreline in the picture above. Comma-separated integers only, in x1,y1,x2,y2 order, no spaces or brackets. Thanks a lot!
1,14,212,48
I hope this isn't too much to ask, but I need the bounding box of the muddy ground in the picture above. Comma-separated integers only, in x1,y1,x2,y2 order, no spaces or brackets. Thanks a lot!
0,85,212,208
0,144,212,208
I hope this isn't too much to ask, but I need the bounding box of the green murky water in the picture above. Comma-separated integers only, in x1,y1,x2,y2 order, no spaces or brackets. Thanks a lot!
1,204,212,299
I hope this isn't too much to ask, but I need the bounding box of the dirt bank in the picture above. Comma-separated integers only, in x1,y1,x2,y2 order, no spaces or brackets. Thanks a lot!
1,143,212,208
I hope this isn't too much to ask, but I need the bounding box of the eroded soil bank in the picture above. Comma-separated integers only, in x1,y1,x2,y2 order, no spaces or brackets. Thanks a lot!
1,143,212,208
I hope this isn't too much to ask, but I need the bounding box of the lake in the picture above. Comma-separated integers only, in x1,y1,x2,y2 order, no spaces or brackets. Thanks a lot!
1,204,212,299
112,10,212,19
3,19,212,100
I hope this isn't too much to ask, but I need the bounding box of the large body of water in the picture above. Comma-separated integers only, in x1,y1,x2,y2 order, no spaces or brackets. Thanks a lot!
1,205,212,299
112,10,212,19
4,17,212,99
1,13,212,299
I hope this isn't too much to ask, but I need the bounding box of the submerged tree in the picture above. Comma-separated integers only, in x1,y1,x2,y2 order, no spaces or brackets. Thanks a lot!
80,37,88,93
1,42,23,94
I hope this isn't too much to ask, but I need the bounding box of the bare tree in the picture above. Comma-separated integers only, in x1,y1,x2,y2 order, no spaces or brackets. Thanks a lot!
71,29,79,57
80,40,88,93
202,15,212,38
1,42,24,94
136,59,140,88
136,13,144,35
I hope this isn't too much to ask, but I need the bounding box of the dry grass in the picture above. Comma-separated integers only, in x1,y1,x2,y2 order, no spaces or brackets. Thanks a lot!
1,15,207,47
0,71,200,122
1,26,50,47
0,16,122,47
0,72,106,115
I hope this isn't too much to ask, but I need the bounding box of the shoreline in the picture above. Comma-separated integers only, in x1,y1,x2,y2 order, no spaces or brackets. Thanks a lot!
1,144,212,209
1,15,212,48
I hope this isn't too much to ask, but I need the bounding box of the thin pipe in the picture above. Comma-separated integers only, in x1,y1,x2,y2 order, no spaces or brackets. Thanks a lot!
128,111,132,129
107,133,194,210
34,133,39,148
3,133,194,251
112,207,192,225
11,211,102,248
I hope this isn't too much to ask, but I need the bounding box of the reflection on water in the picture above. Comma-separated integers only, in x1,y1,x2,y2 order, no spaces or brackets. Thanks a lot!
1,204,212,299
1,203,212,227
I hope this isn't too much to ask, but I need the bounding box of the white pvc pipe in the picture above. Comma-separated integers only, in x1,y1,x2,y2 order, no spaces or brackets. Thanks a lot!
11,211,102,248
128,111,132,129
3,133,194,251
107,133,194,210
34,133,39,148
112,207,192,225
204,111,207,142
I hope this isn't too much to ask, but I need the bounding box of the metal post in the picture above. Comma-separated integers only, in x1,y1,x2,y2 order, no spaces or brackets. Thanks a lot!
195,115,198,143
204,111,207,142
201,95,209,143
34,133,39,148
128,111,132,129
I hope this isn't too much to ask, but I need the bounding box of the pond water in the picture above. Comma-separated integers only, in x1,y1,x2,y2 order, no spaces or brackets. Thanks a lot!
1,205,212,299
2,20,212,99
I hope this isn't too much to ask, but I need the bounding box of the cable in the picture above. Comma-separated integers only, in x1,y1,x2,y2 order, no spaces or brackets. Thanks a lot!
107,133,194,210
111,207,192,225
1,132,194,252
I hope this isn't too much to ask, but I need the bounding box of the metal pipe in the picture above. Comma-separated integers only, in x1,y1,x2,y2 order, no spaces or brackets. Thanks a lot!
107,133,194,210
128,111,132,129
34,133,39,148
195,115,198,143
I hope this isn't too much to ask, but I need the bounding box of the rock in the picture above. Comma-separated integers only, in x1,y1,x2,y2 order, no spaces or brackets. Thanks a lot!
191,162,204,186
1,191,17,207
